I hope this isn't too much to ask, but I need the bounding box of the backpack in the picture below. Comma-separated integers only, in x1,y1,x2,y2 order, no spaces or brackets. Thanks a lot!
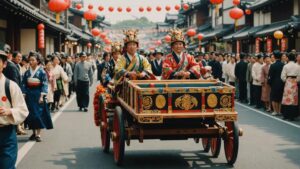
4,78,12,107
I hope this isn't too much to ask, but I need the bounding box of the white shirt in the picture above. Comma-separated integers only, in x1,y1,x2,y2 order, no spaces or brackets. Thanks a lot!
156,59,162,65
0,75,29,125
52,64,68,81
227,62,236,82
252,62,263,86
281,61,300,82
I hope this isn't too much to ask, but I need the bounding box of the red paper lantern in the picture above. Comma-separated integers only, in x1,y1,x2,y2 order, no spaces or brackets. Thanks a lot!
245,9,252,15
98,6,104,11
48,0,70,23
175,4,181,11
108,6,114,12
91,28,101,37
100,33,106,39
165,35,171,42
87,42,92,48
165,5,171,11
88,4,93,9
104,38,111,45
117,7,122,12
37,23,45,30
75,3,82,10
126,7,132,12
210,0,224,4
197,33,204,41
139,7,144,12
156,40,162,45
156,6,162,12
147,6,152,12
229,7,244,26
183,4,189,11
84,5,97,29
187,29,196,37
233,0,240,6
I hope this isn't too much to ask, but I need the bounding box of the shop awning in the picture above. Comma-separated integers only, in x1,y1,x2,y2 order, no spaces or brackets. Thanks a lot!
248,0,276,11
233,25,266,40
254,20,291,37
6,0,71,33
65,35,78,42
197,23,211,33
69,24,92,41
222,26,251,41
203,25,234,41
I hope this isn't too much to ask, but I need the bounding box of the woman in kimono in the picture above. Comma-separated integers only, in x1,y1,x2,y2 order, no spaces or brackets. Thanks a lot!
114,29,153,84
44,58,56,112
261,54,271,112
280,52,300,121
23,52,53,142
162,29,200,80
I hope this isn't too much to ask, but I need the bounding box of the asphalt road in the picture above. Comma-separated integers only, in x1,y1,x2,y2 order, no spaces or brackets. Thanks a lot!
16,83,300,169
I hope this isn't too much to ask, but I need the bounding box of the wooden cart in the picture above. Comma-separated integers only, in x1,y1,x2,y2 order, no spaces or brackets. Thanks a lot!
95,80,243,166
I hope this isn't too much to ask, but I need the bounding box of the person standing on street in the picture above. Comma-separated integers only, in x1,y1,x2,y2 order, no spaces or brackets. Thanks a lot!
246,55,255,105
261,54,272,112
268,50,284,116
74,52,93,112
151,48,164,77
234,53,248,103
252,53,264,109
0,44,29,169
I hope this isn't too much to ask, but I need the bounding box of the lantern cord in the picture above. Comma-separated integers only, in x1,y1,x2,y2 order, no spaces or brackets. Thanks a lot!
234,20,238,28
215,4,219,16
277,40,280,46
56,13,60,24
89,21,92,29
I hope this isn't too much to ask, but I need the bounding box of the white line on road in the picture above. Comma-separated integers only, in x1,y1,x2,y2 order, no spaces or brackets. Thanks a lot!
16,95,76,167
236,102,300,129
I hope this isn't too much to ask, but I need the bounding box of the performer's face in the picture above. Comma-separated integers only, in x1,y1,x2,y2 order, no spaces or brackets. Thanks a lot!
172,42,184,54
126,42,138,55
155,53,162,60
112,52,120,61
29,56,38,68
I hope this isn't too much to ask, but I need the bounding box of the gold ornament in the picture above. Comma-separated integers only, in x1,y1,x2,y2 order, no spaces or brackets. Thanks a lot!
175,94,198,110
155,95,166,109
142,96,153,110
123,29,139,45
169,28,185,45
207,94,218,108
220,95,231,108
111,41,122,53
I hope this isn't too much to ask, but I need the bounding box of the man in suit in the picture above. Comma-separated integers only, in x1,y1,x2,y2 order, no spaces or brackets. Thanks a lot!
234,53,248,103
246,55,255,105
208,52,223,80
2,45,21,87
151,48,163,77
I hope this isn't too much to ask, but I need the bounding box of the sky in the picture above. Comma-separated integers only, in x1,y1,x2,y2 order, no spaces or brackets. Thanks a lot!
81,0,199,24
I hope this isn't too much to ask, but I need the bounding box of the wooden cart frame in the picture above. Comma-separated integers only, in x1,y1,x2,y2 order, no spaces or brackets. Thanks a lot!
97,80,243,166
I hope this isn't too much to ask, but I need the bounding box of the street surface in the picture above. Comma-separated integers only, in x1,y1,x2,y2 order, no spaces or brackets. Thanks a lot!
16,83,300,169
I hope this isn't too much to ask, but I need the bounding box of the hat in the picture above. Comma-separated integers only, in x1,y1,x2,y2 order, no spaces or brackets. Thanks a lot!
111,42,122,53
79,52,87,57
154,48,164,55
123,29,139,46
0,43,10,56
169,28,185,46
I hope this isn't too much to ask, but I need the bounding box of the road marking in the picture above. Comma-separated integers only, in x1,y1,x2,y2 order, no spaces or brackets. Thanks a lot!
236,102,300,129
16,95,76,167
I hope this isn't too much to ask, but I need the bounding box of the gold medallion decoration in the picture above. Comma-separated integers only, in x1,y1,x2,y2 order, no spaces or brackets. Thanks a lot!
175,94,198,110
207,94,218,108
155,95,166,109
220,95,231,108
142,96,153,110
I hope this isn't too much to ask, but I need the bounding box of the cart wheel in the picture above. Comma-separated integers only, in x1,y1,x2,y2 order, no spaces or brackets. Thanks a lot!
224,122,239,165
99,96,110,153
210,137,221,157
113,106,125,166
201,138,211,152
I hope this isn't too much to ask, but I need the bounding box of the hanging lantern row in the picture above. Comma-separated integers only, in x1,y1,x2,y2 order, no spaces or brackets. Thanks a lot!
75,4,190,12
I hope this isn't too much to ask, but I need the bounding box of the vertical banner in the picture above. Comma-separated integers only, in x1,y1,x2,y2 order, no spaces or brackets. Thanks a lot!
37,23,45,49
266,38,272,54
255,38,260,54
236,40,240,54
281,38,287,52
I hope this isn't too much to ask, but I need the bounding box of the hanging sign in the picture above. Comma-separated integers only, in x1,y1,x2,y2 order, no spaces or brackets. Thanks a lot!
37,23,45,49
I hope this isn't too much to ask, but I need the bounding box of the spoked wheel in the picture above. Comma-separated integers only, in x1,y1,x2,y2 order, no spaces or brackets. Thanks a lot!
224,122,239,165
99,96,110,153
201,138,211,152
210,137,221,157
112,106,125,166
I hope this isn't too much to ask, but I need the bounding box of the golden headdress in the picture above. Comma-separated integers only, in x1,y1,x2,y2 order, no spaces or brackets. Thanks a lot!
111,41,122,53
169,28,185,45
123,29,139,45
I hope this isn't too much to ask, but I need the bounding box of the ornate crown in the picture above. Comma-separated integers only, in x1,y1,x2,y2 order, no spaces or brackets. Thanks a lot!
169,28,185,45
111,41,122,53
123,29,139,45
